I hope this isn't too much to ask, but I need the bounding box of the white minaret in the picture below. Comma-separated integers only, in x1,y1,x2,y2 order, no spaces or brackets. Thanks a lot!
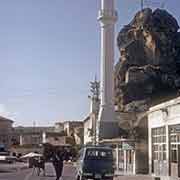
97,0,118,140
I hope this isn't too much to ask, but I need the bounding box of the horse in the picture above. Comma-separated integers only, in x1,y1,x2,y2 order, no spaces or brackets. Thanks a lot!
31,157,46,176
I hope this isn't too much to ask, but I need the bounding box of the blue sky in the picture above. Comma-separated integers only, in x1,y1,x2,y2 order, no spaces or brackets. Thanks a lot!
0,0,179,126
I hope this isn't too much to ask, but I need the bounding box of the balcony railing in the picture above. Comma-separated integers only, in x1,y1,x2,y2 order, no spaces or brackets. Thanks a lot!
98,9,118,22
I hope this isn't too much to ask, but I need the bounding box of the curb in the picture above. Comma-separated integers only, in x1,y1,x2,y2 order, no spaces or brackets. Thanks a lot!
114,175,154,180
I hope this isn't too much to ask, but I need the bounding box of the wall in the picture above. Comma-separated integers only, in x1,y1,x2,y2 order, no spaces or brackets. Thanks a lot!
84,116,93,145
54,123,64,133
20,133,42,146
135,115,149,174
0,119,13,149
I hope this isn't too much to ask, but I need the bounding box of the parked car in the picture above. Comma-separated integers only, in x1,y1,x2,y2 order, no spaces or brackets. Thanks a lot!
76,146,114,180
5,156,18,163
0,151,17,163
0,155,17,163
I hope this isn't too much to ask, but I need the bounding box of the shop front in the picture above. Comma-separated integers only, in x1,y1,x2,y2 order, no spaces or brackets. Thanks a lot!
150,124,180,177
120,142,136,174
169,125,180,177
151,126,168,176
148,97,180,178
100,138,136,175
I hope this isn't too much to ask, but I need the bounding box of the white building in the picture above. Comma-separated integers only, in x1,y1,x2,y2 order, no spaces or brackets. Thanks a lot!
148,96,180,178
54,122,64,133
63,121,83,137
0,116,13,150
84,115,94,145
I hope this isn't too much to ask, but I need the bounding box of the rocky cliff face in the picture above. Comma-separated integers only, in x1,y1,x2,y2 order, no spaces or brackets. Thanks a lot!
115,8,180,112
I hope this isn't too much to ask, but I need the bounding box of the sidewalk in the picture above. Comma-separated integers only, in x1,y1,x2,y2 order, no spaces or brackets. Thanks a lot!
114,174,180,180
114,175,154,180
0,162,28,172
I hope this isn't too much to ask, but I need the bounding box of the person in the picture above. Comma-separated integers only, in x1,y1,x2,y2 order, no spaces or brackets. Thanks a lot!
52,148,64,180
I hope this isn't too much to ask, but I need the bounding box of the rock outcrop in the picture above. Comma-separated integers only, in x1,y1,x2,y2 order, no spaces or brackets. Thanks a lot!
115,8,180,112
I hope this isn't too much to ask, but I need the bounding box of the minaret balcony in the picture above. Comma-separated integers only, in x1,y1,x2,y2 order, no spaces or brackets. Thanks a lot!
98,9,118,24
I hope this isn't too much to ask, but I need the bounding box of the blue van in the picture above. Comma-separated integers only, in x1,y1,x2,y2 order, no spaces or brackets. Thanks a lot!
76,146,114,180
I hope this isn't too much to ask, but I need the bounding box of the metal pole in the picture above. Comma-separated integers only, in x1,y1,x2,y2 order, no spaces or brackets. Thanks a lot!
90,77,100,146
116,144,119,172
94,113,97,145
141,0,144,10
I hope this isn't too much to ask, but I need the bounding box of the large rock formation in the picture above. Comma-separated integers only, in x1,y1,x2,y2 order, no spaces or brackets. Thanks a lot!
115,8,180,112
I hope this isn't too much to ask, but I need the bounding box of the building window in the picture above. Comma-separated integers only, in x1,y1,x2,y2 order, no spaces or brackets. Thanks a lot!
152,126,166,161
169,125,180,163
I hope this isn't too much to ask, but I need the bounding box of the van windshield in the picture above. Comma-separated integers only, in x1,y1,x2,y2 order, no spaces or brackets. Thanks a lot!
85,149,113,161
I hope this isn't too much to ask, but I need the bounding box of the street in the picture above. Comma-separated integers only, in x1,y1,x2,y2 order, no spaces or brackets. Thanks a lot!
0,162,154,180
0,163,76,180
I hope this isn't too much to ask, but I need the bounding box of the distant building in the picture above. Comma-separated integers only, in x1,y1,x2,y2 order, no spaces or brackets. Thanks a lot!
12,126,55,146
73,126,84,145
11,120,84,155
84,114,98,145
83,116,92,145
0,116,13,150
63,121,83,137
43,132,74,146
52,121,84,146
54,122,64,133
20,132,42,146
83,77,100,145
14,126,55,134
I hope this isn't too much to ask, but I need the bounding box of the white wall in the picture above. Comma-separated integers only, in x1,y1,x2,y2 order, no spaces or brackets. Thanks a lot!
84,117,93,145
148,97,180,128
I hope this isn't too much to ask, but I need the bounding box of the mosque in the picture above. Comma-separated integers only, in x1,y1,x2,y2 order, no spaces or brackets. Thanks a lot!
84,0,180,179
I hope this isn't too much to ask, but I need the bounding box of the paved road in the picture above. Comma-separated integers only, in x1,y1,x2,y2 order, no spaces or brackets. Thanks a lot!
0,162,28,173
0,163,76,180
0,162,155,180
0,168,32,180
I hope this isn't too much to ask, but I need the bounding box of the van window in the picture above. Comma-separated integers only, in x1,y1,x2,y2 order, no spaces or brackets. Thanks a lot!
85,149,113,160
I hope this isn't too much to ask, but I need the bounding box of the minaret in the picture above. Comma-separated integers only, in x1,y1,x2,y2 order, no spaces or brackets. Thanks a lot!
97,0,118,140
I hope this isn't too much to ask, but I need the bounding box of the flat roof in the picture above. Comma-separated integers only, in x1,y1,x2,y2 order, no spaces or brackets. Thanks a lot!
0,116,13,123
148,96,180,113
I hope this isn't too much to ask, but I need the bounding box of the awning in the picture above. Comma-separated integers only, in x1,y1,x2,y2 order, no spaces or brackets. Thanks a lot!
99,138,135,144
21,152,42,158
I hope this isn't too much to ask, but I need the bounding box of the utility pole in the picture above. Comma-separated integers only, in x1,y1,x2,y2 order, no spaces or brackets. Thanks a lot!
89,76,100,145
141,0,144,10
